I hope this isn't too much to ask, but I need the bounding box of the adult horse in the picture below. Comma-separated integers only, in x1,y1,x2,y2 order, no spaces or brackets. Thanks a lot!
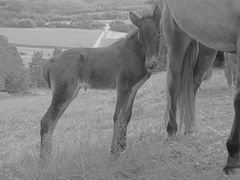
153,0,240,174
40,6,161,161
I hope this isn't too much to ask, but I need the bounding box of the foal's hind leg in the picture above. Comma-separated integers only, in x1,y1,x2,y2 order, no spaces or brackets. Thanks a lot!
193,44,217,94
40,82,78,161
224,39,240,174
111,73,150,158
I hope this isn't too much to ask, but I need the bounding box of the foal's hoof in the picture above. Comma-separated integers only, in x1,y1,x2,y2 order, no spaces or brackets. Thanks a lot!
120,142,126,152
223,156,240,175
110,146,121,161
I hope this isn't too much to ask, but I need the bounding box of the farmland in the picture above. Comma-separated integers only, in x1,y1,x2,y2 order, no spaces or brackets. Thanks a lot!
0,27,104,66
1,70,240,180
0,28,102,48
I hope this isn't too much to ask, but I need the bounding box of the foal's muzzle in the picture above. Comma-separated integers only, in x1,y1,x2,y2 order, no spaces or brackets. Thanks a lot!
145,56,159,72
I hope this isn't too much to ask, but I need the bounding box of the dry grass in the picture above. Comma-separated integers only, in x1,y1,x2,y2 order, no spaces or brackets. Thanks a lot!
1,71,240,180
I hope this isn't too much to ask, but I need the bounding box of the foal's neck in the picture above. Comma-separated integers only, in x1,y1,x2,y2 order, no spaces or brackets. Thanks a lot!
121,29,145,59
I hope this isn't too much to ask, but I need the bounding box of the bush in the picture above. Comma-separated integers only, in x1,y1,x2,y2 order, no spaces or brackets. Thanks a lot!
29,51,47,88
109,20,135,33
0,17,8,26
71,20,105,29
4,18,19,27
52,48,63,56
18,18,37,28
47,21,72,28
0,35,28,92
35,19,46,27
5,18,37,28
4,70,30,94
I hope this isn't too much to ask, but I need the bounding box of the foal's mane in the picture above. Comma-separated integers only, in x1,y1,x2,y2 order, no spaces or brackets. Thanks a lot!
112,28,139,47
113,15,153,47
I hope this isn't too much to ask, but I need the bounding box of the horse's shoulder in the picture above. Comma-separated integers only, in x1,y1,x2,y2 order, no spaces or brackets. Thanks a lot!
60,48,88,60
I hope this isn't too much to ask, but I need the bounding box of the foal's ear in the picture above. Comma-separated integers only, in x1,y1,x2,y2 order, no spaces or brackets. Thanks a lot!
152,5,161,27
129,12,141,27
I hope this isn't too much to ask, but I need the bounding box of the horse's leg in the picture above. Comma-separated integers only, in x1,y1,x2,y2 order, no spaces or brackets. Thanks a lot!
163,3,197,136
224,55,233,88
111,73,150,158
111,87,130,152
40,82,78,161
193,44,217,94
164,38,194,136
224,66,233,88
233,66,237,87
224,40,240,174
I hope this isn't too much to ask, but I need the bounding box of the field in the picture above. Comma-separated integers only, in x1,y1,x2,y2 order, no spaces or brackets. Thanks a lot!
0,28,102,48
1,70,240,180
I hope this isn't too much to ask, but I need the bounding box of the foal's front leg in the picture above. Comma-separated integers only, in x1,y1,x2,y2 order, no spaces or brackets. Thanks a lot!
111,73,150,158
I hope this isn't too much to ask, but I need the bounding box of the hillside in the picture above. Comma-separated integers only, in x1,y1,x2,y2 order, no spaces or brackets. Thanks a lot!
1,71,240,179
1,0,148,15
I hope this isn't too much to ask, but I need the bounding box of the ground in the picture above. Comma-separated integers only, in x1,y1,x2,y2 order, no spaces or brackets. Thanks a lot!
0,70,240,180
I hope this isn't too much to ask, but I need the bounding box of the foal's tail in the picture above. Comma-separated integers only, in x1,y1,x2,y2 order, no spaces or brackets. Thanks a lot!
178,40,199,134
42,58,52,88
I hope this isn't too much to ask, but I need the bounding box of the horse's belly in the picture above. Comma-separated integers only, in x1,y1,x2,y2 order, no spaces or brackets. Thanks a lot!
167,0,240,51
88,69,116,89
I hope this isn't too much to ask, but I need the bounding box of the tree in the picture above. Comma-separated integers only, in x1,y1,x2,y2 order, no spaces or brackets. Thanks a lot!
0,35,30,93
4,70,30,94
29,51,47,88
0,35,28,91
52,47,63,56
145,0,164,10
109,20,135,33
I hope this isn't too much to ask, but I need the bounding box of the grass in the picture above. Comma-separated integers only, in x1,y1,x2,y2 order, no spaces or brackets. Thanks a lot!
0,28,103,48
0,70,240,180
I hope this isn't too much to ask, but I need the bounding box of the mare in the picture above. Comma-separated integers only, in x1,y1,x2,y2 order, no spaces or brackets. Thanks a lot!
150,0,240,174
40,6,161,161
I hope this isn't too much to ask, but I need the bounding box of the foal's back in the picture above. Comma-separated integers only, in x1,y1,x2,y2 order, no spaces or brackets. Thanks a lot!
44,30,146,89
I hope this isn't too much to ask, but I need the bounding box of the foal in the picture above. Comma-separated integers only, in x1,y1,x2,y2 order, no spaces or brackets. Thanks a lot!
40,6,161,160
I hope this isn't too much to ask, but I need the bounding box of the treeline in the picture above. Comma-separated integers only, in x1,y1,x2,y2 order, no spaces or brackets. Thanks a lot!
0,10,128,29
0,35,28,93
0,34,62,94
0,0,134,29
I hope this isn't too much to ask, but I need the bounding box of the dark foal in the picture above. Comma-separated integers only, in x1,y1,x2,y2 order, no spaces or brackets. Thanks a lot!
40,6,161,161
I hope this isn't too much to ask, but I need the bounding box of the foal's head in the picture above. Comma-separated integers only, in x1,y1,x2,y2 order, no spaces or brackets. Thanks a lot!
130,6,161,72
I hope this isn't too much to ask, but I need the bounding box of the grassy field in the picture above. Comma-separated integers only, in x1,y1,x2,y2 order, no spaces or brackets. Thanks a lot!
0,70,240,180
0,28,102,48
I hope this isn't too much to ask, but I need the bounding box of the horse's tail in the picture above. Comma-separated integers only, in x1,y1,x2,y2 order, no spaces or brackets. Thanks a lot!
42,58,52,88
178,40,199,134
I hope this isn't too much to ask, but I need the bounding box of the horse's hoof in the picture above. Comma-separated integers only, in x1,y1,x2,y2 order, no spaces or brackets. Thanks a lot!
167,129,177,138
167,123,177,138
223,156,240,175
120,142,126,152
223,164,236,175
